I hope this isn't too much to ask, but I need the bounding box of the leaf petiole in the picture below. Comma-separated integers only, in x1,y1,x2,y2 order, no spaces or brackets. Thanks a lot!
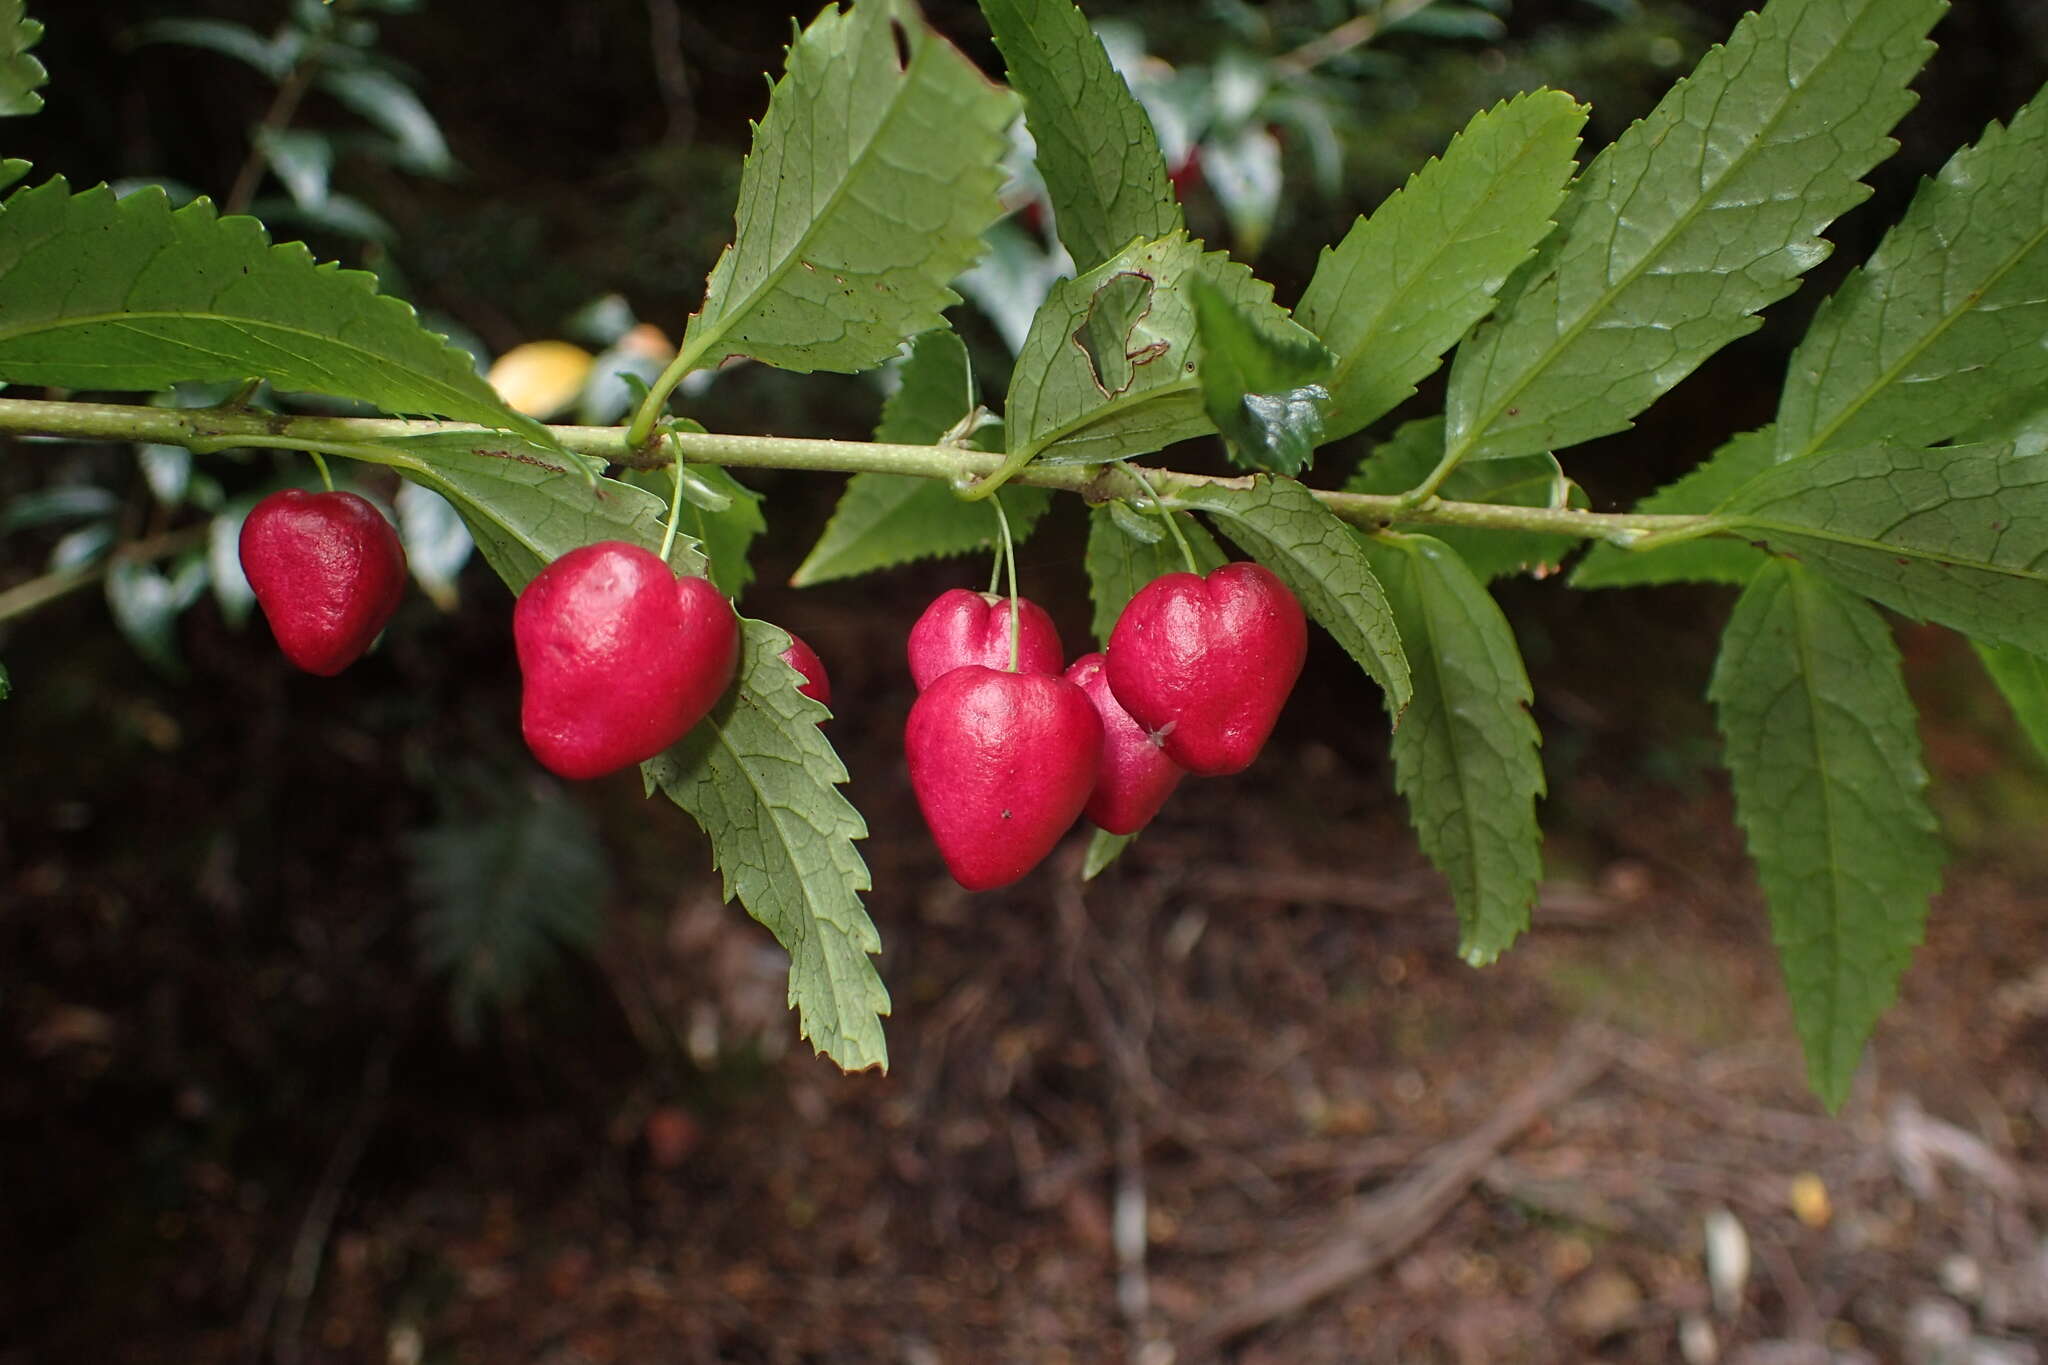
991,493,1019,672
1122,462,1199,575
659,433,686,564
625,331,716,452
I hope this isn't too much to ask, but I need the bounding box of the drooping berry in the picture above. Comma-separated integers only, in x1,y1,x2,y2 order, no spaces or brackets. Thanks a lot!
906,588,1063,690
1066,652,1185,835
515,541,738,780
905,665,1102,891
1105,562,1307,777
779,632,831,713
239,488,408,676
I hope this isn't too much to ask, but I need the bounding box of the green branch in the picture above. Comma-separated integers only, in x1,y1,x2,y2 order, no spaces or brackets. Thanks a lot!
0,396,1715,548
0,523,208,624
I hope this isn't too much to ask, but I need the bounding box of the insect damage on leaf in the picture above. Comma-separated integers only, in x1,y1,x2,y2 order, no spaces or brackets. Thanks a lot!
1073,271,1167,398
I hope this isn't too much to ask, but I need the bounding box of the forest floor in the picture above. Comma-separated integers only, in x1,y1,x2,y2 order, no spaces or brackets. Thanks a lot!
6,551,2048,1365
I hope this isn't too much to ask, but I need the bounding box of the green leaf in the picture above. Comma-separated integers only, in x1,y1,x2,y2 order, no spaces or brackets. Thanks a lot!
130,17,289,82
978,0,1181,273
1082,827,1137,880
1,0,44,115
1084,502,1226,646
1778,86,2048,461
1002,231,1320,470
105,552,207,679
409,774,611,1043
319,67,455,178
1569,426,1778,589
255,127,335,210
674,466,766,600
876,327,978,445
0,180,548,440
0,660,10,700
1204,125,1284,260
369,433,704,593
1718,439,2048,655
1298,90,1586,442
792,329,1050,586
1973,640,2048,766
684,0,1015,375
1443,0,1944,466
1361,532,1544,965
1107,499,1164,545
790,475,1053,587
620,463,765,600
1173,475,1412,713
645,618,888,1072
1347,416,1587,581
1190,276,1335,476
1708,559,1942,1108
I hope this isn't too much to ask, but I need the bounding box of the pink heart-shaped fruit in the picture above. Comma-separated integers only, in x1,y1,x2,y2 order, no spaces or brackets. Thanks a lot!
1105,562,1307,777
515,541,739,780
1066,652,1185,835
779,632,831,713
239,488,408,676
906,588,1063,690
905,665,1102,891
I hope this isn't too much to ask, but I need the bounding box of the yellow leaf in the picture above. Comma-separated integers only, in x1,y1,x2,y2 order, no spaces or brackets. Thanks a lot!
487,340,593,418
1788,1172,1831,1227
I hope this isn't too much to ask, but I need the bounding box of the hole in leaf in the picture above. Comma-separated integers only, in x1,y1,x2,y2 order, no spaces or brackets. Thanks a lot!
889,19,912,72
1072,272,1166,398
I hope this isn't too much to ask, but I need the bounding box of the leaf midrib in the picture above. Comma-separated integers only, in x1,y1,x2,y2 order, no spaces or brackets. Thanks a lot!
0,309,488,411
1733,515,2048,583
1315,110,1573,396
1402,547,1492,926
1787,570,1851,1083
695,690,879,1062
694,15,938,362
1794,198,2048,458
1451,0,1890,464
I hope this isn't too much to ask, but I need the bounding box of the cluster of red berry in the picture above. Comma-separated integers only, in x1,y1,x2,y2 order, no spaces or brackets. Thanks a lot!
238,490,1306,893
904,563,1307,891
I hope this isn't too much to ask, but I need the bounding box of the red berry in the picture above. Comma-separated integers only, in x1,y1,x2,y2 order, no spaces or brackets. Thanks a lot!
906,588,1063,690
515,541,739,780
1105,562,1308,777
239,488,408,676
779,632,831,709
1066,652,1185,835
905,665,1102,891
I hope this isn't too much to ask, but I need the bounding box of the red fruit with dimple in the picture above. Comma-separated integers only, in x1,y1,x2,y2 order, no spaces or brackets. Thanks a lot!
779,632,831,709
1105,562,1308,777
239,488,408,676
905,665,1102,891
1066,652,1185,835
515,541,739,780
906,588,1063,690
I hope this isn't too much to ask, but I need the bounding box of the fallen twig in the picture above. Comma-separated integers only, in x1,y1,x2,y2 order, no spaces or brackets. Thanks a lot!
1186,864,1617,927
1180,1022,1613,1356
243,994,411,1365
1059,851,1164,1355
